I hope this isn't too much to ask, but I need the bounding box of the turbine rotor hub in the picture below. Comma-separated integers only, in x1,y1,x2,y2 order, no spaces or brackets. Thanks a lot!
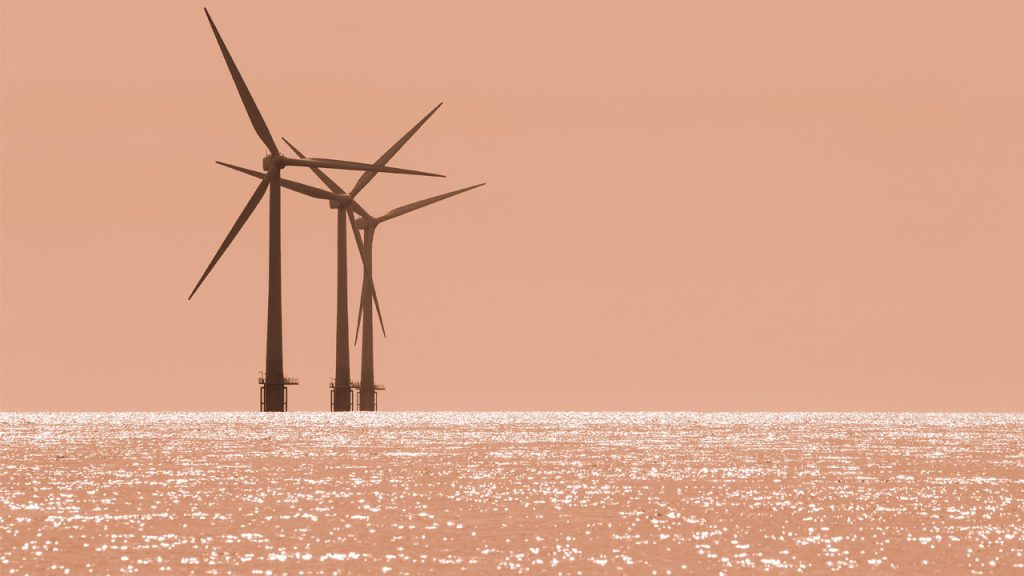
262,154,284,171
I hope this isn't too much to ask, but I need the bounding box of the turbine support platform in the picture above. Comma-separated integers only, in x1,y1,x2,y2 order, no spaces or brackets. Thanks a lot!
259,373,299,412
359,381,387,412
329,380,385,411
329,377,357,412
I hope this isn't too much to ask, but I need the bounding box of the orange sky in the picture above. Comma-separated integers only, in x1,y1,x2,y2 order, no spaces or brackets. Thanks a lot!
2,1,1022,411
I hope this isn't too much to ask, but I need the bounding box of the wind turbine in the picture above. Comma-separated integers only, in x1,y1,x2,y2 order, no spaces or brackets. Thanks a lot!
218,103,446,411
351,184,486,411
281,104,443,410
191,9,443,412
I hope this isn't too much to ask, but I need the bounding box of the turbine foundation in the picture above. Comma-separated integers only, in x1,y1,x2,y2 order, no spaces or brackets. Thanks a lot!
330,378,356,412
358,382,385,412
260,374,298,412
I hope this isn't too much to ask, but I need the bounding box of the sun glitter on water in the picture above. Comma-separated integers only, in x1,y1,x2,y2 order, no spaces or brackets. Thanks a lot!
1,412,1022,574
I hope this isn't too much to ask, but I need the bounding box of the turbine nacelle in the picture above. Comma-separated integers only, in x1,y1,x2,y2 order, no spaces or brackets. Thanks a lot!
332,195,354,210
263,154,283,171
353,217,378,230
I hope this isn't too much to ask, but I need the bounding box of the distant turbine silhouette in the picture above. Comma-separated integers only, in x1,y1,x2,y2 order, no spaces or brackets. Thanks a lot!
191,9,443,412
352,184,486,411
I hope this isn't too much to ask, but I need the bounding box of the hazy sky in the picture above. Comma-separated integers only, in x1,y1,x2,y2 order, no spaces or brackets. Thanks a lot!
2,1,1022,411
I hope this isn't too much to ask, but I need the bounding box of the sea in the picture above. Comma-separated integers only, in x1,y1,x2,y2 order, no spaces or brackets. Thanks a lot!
1,412,1021,574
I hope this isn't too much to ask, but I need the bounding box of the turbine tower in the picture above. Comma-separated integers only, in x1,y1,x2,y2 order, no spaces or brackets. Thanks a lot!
190,9,443,411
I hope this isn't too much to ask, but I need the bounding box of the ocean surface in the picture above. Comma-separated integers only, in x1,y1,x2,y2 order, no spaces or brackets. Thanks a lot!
1,412,1022,574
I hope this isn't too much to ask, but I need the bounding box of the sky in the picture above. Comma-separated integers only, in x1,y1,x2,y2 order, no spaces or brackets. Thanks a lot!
2,1,1022,411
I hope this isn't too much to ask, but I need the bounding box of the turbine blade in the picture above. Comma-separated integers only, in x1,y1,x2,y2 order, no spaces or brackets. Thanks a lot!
287,157,443,178
204,9,278,155
378,183,486,223
351,102,443,198
216,161,265,180
347,209,386,337
189,174,271,299
347,210,369,265
373,279,387,338
277,178,337,202
352,218,366,345
352,271,387,341
216,161,338,202
354,284,363,345
280,137,348,196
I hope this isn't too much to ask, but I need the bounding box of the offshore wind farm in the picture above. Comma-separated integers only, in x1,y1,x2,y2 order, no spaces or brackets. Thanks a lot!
189,10,485,412
3,2,1024,575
